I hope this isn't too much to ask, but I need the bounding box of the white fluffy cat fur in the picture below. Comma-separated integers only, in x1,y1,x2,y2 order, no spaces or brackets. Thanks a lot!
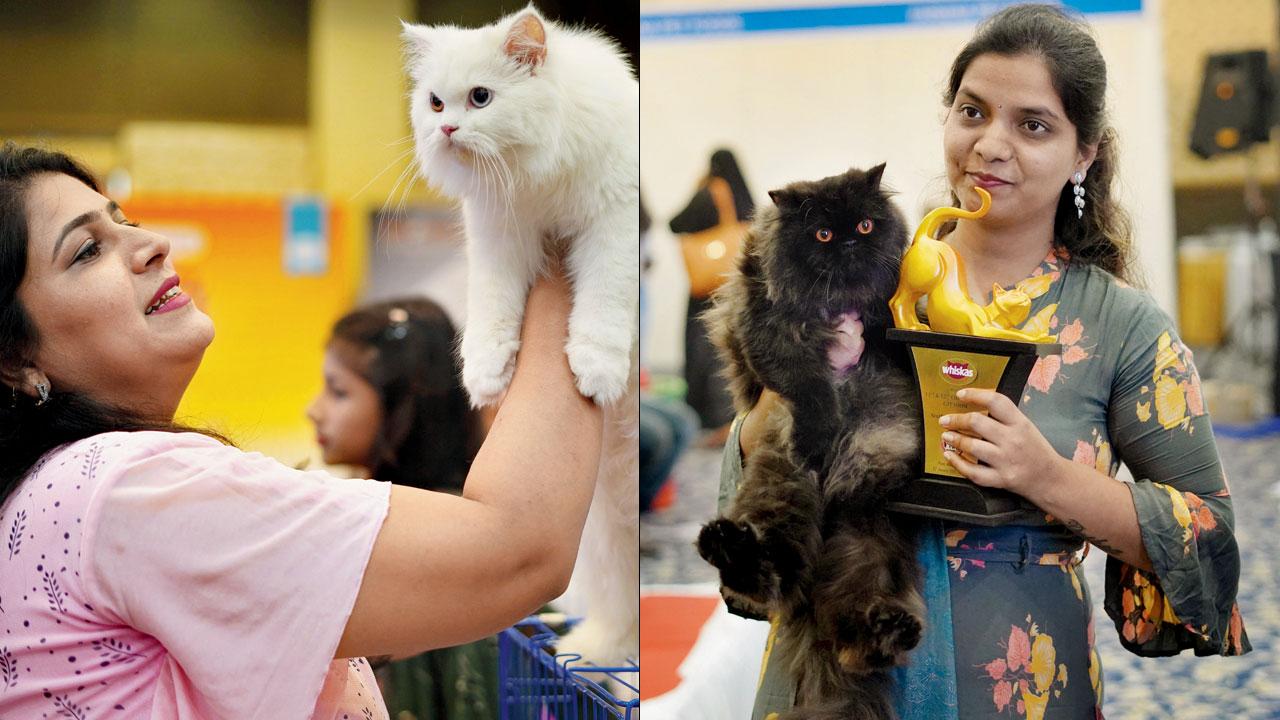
402,6,639,666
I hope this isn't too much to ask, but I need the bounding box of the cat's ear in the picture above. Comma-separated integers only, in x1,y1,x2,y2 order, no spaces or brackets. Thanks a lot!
401,21,434,55
767,188,797,210
865,163,887,189
504,11,548,70
401,20,437,75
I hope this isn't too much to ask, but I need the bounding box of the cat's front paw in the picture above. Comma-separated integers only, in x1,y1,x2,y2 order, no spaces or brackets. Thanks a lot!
461,333,520,407
696,518,775,601
565,335,631,405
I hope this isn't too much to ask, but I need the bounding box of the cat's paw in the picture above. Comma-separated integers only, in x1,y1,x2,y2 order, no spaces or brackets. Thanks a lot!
556,617,637,667
834,601,922,673
865,602,923,668
695,519,774,599
461,334,520,407
565,335,631,405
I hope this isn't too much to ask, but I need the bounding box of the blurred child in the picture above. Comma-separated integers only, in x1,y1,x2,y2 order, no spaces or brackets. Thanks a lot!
308,297,495,720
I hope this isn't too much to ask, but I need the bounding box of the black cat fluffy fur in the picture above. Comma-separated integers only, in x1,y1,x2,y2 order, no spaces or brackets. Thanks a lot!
697,165,927,720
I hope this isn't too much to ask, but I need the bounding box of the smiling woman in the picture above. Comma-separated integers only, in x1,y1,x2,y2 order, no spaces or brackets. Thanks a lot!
15,171,214,421
0,142,603,719
725,6,1248,720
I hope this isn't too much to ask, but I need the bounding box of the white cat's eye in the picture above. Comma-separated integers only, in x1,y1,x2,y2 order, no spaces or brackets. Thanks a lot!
469,87,493,108
857,219,875,235
815,228,833,243
430,92,444,112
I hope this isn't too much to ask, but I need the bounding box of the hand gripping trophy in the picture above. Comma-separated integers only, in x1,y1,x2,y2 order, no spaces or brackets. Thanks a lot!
886,188,1062,524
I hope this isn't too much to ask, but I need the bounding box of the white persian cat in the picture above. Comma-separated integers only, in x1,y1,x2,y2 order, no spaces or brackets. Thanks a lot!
402,6,639,666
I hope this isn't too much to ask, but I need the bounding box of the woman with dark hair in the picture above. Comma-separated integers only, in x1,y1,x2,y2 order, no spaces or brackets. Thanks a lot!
722,5,1248,718
307,297,496,719
0,141,602,718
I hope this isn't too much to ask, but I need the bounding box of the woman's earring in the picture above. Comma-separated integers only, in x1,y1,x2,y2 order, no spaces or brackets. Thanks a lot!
35,382,49,406
1072,171,1086,219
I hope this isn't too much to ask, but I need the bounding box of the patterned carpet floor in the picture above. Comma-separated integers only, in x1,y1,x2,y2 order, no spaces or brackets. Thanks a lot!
640,431,1280,719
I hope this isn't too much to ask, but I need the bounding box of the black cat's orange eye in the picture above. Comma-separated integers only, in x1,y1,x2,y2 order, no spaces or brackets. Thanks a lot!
816,228,833,243
857,219,875,235
430,93,444,112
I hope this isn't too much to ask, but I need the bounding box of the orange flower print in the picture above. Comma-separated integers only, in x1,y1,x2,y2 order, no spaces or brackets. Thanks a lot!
1228,603,1246,655
1058,318,1084,346
1183,492,1218,538
1071,440,1095,467
1024,317,1090,398
1027,355,1062,394
1116,565,1182,647
1070,429,1117,477
981,618,1067,718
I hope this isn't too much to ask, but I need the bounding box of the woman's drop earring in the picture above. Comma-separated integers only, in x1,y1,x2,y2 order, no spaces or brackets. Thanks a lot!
1072,171,1086,219
35,382,49,406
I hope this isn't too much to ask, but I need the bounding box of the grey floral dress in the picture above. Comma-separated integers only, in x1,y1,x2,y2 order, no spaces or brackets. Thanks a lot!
718,250,1249,719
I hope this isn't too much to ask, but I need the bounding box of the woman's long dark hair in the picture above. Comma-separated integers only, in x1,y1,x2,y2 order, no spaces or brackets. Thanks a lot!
328,298,480,492
0,142,228,505
944,3,1139,285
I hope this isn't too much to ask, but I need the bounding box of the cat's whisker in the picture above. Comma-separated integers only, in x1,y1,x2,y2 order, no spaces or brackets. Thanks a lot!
392,157,421,231
376,155,422,247
352,147,417,204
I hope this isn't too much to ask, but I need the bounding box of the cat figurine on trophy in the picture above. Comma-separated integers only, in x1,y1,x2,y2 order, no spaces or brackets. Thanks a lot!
885,187,1062,524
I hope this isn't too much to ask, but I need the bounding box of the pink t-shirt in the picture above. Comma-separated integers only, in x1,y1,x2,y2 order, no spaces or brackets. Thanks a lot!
0,431,393,719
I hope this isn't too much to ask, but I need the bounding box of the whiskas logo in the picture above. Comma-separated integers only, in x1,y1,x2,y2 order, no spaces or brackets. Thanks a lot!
940,359,976,386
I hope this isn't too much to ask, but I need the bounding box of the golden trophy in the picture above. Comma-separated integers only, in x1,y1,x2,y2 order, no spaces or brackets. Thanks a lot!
886,188,1062,524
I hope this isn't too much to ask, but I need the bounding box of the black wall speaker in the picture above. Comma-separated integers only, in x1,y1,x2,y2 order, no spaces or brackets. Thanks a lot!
1190,50,1273,159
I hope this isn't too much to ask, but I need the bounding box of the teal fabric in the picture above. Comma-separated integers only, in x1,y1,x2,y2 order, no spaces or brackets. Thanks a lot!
891,520,958,720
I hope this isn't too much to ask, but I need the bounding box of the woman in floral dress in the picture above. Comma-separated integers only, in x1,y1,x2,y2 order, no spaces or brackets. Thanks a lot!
719,5,1248,719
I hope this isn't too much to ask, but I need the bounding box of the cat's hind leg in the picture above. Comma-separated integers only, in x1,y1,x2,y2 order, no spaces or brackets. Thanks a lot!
814,521,924,675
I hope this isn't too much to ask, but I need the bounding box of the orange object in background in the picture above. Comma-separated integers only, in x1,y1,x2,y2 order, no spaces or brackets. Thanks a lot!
639,593,721,699
122,195,357,451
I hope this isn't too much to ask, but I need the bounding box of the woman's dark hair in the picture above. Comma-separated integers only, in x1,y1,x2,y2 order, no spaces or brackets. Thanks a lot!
944,3,1138,284
328,297,480,493
0,142,228,504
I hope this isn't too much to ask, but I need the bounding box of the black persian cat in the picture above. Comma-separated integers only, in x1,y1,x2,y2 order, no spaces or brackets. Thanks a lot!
698,165,926,720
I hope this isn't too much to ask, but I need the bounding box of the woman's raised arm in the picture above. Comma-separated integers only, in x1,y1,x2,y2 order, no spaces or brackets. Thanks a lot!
337,268,603,658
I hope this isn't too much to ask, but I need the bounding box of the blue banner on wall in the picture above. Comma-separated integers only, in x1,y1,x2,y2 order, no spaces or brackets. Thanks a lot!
641,0,1142,40
284,196,329,276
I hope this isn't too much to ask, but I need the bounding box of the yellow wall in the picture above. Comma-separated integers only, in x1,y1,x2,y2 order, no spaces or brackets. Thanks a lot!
120,196,350,455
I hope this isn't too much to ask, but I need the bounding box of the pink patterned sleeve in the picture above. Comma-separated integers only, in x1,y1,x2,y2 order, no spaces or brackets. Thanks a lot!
79,431,391,718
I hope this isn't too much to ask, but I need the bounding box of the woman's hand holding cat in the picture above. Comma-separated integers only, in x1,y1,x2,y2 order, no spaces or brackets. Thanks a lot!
739,389,782,460
937,388,1068,499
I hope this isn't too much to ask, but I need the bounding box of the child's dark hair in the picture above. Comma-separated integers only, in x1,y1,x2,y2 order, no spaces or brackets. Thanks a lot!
328,297,479,492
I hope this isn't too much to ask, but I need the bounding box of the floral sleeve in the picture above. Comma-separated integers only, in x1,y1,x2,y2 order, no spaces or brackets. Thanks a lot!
1103,296,1249,657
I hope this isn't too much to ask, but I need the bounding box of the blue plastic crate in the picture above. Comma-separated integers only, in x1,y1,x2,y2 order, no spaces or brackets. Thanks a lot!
498,616,639,719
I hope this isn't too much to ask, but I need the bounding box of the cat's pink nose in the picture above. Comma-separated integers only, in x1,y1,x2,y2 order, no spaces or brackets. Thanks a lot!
441,125,458,137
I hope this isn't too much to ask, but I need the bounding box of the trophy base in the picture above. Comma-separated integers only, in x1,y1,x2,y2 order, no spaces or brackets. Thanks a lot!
886,477,1040,526
886,328,1061,525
